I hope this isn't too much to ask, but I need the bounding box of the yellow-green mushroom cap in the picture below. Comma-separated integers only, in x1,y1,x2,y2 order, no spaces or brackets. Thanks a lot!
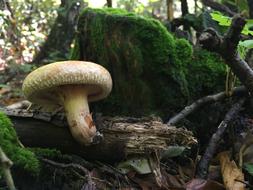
22,61,113,106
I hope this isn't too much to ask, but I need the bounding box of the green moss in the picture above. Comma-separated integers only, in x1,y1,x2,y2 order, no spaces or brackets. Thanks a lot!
71,8,226,117
0,112,40,176
175,39,193,65
31,148,63,159
187,48,226,99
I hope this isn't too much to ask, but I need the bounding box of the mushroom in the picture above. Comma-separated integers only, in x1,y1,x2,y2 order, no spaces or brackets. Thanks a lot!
22,61,112,145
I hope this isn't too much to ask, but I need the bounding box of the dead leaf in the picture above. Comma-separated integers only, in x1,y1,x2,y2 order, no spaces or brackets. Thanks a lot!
218,151,245,190
239,133,253,167
127,173,159,190
162,171,185,189
0,87,10,95
186,178,225,190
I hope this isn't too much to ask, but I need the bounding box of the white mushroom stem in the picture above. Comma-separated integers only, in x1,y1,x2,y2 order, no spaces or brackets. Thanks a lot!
59,85,96,145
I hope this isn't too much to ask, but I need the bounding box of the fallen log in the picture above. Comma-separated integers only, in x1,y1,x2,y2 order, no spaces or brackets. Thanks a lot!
1,108,197,163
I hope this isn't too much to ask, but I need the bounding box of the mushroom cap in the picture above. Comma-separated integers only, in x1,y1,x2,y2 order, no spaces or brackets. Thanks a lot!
22,61,112,106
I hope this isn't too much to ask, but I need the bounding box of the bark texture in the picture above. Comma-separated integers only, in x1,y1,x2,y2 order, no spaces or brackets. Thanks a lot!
2,108,196,163
248,0,253,18
33,0,85,65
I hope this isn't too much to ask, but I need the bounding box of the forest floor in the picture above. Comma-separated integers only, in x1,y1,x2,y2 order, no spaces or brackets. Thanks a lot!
1,71,253,190
0,73,25,107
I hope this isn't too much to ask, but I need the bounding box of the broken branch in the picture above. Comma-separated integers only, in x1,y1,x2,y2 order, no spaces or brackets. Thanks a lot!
199,15,253,95
0,146,16,190
201,0,236,16
195,98,245,179
167,86,246,125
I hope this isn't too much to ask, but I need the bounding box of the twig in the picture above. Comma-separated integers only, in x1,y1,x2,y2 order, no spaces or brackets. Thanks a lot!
235,179,253,188
41,158,96,189
6,100,31,110
0,147,16,190
167,86,246,125
195,98,245,179
199,15,253,95
41,158,90,176
201,0,236,16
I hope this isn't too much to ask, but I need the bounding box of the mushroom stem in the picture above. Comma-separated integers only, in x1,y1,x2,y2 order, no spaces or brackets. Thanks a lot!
59,85,96,145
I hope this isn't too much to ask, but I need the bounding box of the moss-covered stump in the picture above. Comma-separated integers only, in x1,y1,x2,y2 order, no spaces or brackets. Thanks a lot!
71,8,226,117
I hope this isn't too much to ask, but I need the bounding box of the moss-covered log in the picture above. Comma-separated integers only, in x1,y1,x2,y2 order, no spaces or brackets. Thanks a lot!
71,8,226,117
1,109,196,163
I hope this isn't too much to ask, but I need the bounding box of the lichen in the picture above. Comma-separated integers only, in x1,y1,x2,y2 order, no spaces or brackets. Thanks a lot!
70,8,226,117
0,112,40,176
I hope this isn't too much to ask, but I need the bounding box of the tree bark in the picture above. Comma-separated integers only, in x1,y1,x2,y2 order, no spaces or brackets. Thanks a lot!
107,0,112,7
247,0,253,18
181,0,190,30
2,109,196,163
32,0,85,65
181,0,188,16
167,0,174,21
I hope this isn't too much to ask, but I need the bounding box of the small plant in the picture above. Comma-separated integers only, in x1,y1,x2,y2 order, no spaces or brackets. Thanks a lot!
210,11,253,95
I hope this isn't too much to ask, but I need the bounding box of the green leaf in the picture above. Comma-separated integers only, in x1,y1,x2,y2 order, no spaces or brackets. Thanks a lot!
210,12,253,35
202,11,221,33
246,19,253,28
117,156,151,174
161,146,186,159
239,40,253,49
210,12,231,26
238,40,253,59
0,84,9,88
244,163,253,176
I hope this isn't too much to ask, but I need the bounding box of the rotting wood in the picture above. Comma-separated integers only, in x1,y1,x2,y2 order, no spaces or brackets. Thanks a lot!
1,108,197,163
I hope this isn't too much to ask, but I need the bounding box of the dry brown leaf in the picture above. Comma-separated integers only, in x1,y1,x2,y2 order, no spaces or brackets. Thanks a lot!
186,178,225,190
127,173,158,189
218,151,245,190
239,133,253,167
0,87,10,95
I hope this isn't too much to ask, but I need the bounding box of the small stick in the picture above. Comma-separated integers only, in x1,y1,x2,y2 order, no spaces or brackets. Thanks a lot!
6,100,31,110
195,98,245,179
0,147,16,190
167,86,246,125
41,158,95,188
41,158,90,176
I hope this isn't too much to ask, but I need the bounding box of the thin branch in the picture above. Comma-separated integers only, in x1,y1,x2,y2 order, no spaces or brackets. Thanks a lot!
41,158,90,176
201,0,236,16
167,86,246,125
0,147,16,190
199,15,253,95
195,98,245,179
